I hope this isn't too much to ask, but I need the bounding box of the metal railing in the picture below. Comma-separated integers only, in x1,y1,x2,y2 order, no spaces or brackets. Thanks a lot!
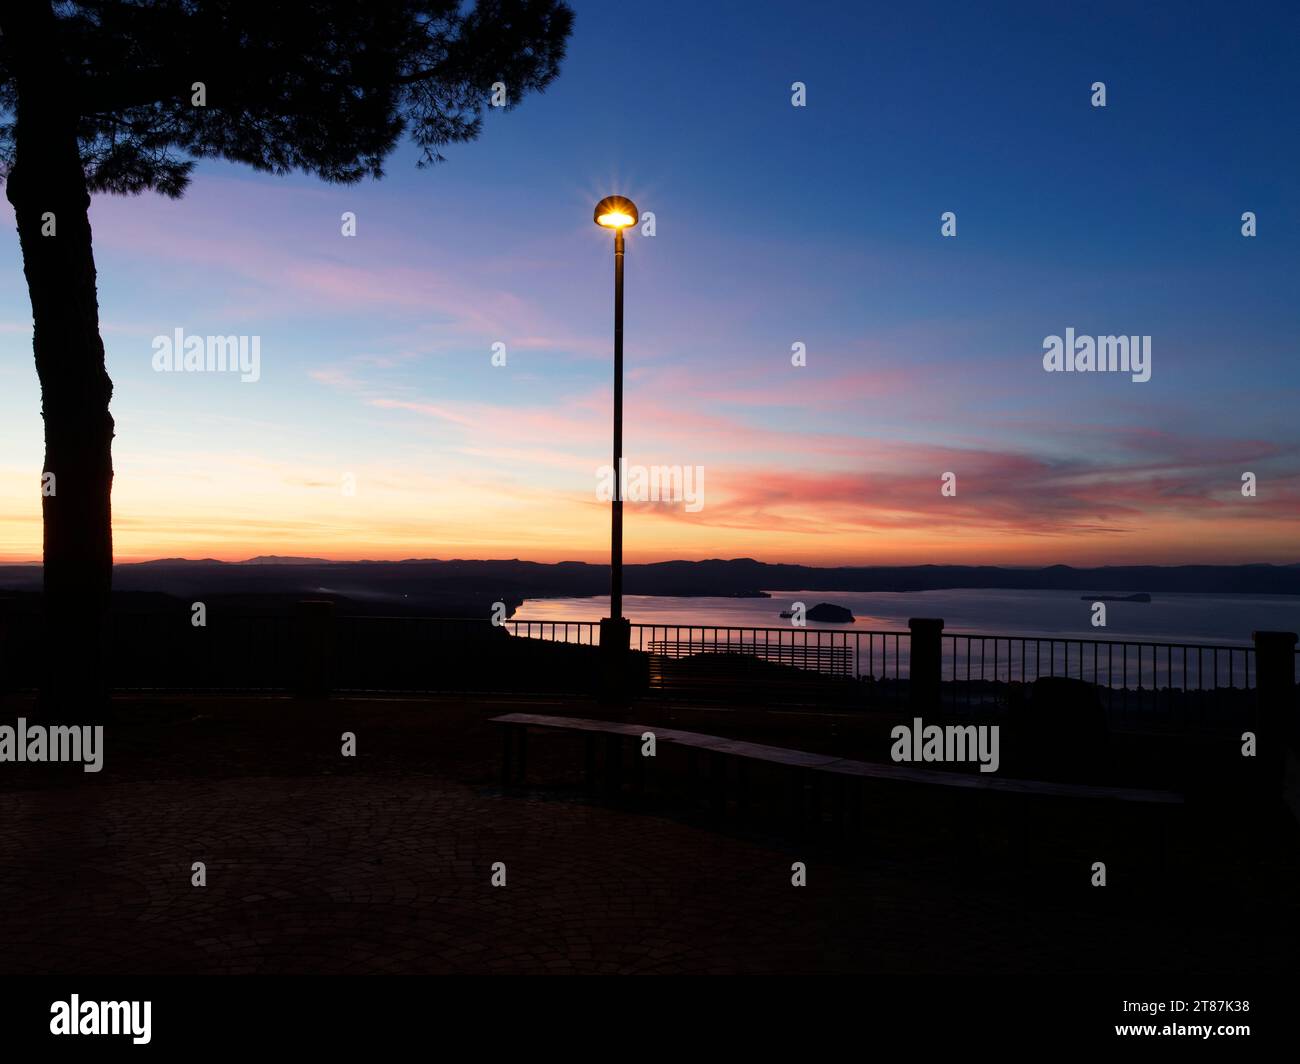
0,608,1291,727
633,624,897,673
506,619,599,645
941,633,1257,723
499,620,1279,720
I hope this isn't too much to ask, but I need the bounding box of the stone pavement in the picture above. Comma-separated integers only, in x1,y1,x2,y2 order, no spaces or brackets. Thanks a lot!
0,694,1292,974
0,774,967,974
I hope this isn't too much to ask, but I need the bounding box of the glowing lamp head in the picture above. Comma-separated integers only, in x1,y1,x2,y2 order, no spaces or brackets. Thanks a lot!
594,195,638,230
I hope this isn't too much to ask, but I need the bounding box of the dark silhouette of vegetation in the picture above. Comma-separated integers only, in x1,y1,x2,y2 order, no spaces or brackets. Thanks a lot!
0,0,573,712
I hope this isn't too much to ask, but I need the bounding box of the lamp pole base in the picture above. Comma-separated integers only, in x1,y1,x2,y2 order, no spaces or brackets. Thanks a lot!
598,616,631,706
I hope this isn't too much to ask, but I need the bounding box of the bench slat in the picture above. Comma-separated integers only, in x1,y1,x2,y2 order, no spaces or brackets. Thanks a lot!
488,713,1183,805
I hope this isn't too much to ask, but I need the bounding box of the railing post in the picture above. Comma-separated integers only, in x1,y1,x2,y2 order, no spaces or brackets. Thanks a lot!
908,618,944,714
1253,629,1297,807
296,599,335,698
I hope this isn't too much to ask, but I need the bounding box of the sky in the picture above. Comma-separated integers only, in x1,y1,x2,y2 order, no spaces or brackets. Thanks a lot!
1,0,1298,567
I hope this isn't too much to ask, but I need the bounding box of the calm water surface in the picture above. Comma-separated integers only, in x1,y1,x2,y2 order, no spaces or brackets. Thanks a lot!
515,588,1300,646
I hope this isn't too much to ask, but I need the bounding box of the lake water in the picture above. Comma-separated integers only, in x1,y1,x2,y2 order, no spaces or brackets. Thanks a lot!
515,588,1300,647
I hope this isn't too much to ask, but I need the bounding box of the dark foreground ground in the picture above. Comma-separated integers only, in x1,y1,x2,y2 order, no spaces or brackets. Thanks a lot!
0,692,1296,974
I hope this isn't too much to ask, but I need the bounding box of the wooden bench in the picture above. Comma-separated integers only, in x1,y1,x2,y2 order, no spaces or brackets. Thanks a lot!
490,712,1183,859
646,639,854,677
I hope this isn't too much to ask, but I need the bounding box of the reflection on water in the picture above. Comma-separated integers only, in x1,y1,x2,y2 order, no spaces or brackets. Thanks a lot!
514,588,1300,646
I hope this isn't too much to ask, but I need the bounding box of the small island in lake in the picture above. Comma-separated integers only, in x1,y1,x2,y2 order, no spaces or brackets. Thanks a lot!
779,602,856,623
1081,592,1151,603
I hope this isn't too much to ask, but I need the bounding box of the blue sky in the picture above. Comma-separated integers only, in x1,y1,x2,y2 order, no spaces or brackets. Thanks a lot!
1,0,1297,564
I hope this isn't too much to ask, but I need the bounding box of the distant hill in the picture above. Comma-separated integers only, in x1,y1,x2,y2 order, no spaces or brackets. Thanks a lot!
129,557,225,566
236,556,333,565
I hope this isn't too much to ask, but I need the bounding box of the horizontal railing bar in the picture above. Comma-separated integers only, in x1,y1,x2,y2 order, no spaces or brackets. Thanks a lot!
334,615,1258,652
944,633,1255,651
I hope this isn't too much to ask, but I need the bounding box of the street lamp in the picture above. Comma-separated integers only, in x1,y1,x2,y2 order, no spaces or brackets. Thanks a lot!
594,195,637,701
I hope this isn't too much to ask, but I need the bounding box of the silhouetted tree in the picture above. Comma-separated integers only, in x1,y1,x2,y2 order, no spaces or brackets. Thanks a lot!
0,1,572,712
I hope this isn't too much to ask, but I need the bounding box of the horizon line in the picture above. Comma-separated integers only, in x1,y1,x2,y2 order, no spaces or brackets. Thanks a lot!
2,556,1299,570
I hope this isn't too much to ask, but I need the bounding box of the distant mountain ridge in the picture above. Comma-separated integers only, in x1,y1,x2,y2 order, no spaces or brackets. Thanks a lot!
2,557,1299,599
237,556,333,565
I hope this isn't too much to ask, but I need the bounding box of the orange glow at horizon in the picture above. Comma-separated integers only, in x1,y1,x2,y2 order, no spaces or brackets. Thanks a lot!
2,477,1295,568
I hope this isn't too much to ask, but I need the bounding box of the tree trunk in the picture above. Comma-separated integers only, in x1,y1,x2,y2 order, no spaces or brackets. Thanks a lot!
3,1,114,716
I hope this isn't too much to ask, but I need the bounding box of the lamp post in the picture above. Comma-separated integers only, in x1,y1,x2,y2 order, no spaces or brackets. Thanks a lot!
594,195,637,701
